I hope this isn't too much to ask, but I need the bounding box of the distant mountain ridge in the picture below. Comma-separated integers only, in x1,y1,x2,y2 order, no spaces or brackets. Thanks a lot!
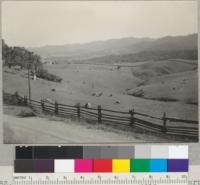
28,33,197,61
29,37,152,59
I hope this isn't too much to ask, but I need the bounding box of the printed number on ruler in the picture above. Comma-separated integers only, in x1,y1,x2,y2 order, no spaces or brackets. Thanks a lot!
13,173,188,185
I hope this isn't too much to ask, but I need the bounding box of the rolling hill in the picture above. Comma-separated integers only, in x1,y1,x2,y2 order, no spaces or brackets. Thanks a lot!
127,59,198,104
29,33,197,62
29,37,153,60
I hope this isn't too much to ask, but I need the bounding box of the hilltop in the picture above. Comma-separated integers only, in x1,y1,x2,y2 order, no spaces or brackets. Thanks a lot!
29,33,197,62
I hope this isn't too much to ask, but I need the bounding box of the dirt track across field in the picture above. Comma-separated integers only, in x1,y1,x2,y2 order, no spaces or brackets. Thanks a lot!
4,114,147,144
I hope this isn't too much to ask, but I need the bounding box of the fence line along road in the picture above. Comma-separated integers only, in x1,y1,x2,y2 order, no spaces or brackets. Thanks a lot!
9,93,199,140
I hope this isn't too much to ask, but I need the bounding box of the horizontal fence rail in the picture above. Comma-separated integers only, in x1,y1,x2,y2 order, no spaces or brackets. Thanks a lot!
4,92,198,140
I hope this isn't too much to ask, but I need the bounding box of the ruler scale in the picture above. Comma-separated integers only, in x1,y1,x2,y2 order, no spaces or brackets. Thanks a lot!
13,173,188,185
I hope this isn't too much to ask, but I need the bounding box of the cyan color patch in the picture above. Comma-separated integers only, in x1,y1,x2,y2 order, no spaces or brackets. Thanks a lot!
150,159,167,172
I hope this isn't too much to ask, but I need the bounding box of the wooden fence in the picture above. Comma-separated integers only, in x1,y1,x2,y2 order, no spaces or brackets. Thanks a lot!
18,96,198,140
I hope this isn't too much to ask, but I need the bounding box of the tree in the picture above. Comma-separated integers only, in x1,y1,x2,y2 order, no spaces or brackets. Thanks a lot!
2,39,62,82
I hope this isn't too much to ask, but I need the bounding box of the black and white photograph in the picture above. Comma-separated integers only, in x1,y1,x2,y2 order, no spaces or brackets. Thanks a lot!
2,1,198,143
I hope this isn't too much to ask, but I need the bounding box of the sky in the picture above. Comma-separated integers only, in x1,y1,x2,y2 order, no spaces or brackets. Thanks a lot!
2,1,198,47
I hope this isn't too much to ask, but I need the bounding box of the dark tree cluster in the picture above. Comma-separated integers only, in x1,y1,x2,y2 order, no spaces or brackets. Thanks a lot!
2,40,43,72
2,40,62,82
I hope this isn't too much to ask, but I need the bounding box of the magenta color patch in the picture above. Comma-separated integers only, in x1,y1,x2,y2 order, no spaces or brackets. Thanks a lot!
75,159,93,172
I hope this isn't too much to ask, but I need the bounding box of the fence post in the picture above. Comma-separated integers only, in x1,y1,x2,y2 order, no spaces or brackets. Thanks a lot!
162,112,167,133
15,91,20,104
41,99,45,111
24,96,27,106
129,109,135,126
15,91,19,99
55,101,58,114
77,103,81,121
98,105,102,124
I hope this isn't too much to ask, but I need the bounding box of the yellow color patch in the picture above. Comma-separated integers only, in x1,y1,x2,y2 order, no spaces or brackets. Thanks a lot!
112,159,130,172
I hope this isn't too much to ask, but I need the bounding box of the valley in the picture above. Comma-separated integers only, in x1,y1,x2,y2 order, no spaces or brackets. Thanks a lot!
3,59,198,121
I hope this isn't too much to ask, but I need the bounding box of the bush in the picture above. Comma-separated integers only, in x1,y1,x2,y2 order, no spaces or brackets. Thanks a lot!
131,89,144,97
37,69,62,82
3,91,25,105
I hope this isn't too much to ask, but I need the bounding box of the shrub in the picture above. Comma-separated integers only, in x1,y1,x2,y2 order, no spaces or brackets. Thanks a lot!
37,69,62,82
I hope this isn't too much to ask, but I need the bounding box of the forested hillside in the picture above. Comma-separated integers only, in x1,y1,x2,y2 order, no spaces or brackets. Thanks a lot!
2,40,62,82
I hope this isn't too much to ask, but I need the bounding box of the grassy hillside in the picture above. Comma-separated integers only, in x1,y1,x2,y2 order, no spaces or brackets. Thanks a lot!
131,59,197,80
83,50,197,64
145,34,197,51
3,61,198,121
127,59,198,104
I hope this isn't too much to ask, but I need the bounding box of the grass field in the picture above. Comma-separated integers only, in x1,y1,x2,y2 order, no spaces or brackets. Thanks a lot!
3,59,198,143
3,60,198,119
129,60,198,104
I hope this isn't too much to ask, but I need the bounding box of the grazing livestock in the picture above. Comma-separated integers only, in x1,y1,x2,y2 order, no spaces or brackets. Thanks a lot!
92,92,97,96
92,92,103,97
98,92,103,97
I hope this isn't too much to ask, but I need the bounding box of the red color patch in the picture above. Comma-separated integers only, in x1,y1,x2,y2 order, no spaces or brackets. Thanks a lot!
93,159,112,172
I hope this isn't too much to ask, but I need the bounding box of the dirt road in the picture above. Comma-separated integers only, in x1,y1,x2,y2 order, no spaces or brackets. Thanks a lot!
4,114,147,144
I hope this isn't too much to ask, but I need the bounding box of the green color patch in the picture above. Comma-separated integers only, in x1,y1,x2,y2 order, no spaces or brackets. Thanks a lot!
130,159,150,172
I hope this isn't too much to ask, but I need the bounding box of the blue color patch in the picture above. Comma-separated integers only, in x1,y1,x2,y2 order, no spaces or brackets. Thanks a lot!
150,159,167,172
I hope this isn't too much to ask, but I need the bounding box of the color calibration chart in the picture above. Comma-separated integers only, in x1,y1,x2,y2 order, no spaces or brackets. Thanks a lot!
14,145,189,185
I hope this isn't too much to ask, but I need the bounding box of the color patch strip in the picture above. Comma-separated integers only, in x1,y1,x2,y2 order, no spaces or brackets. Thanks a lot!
14,159,189,173
130,159,150,172
54,160,74,173
16,146,135,159
93,159,112,172
75,160,93,172
112,159,130,172
167,159,189,172
16,145,187,159
150,159,167,172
